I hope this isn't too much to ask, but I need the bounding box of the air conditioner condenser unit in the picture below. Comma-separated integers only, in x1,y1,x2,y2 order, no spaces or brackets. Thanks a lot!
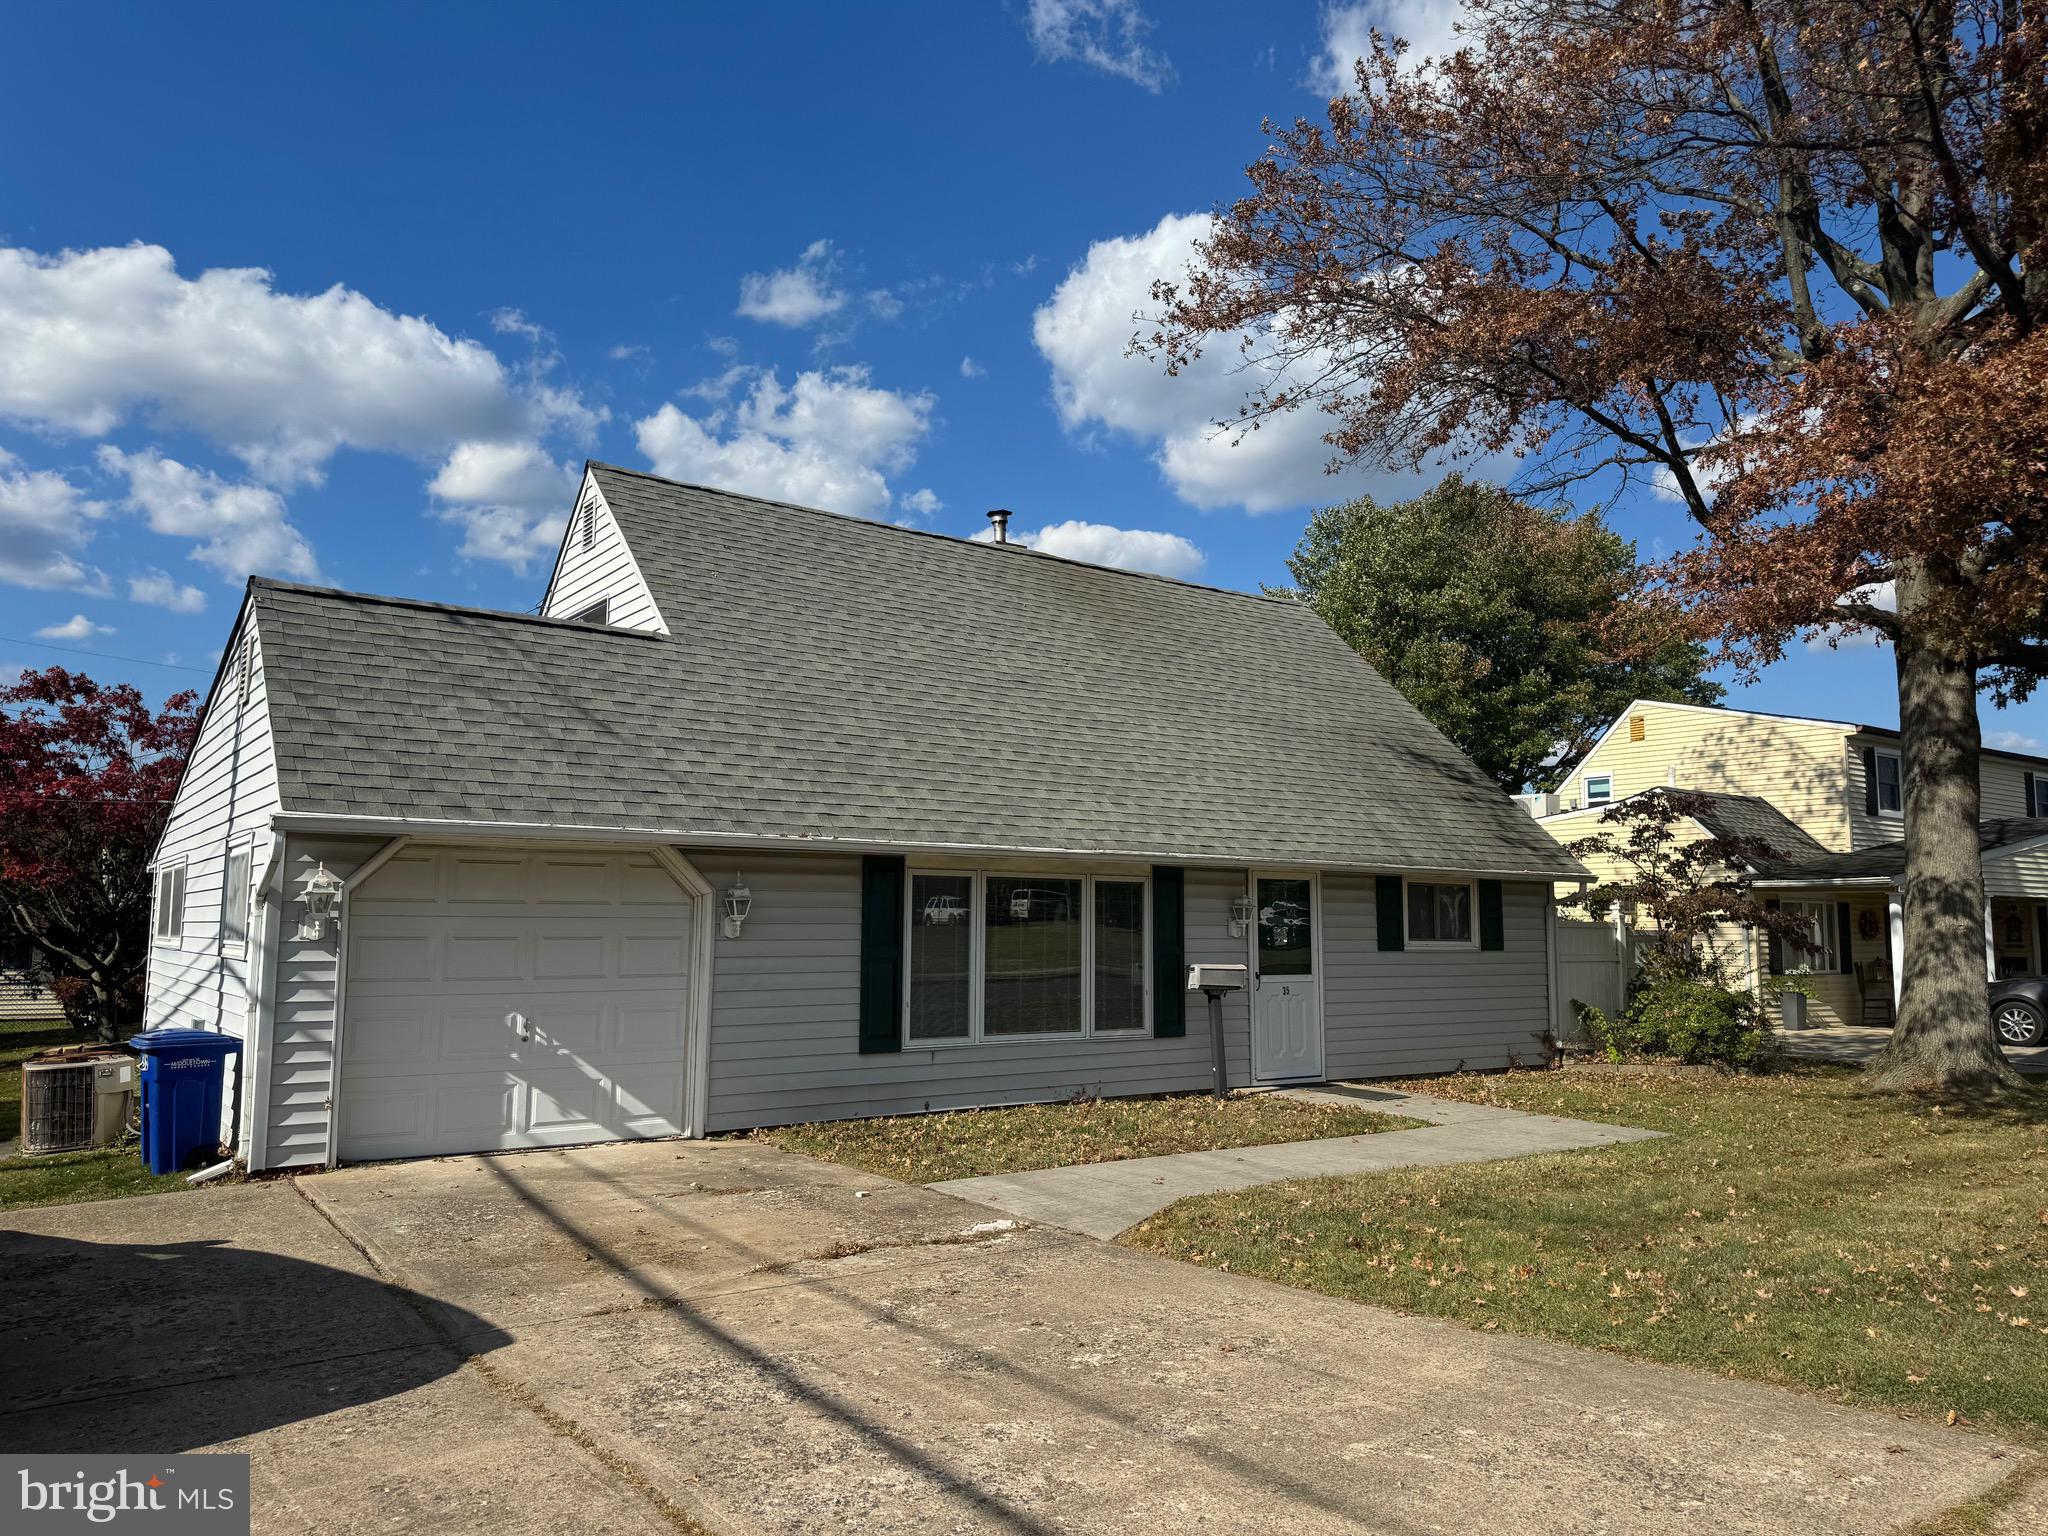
21,1049,136,1155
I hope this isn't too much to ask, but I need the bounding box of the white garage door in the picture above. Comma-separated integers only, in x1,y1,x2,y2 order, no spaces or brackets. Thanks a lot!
338,845,697,1161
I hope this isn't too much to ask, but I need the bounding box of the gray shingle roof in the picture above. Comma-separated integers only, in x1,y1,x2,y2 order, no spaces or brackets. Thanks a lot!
1680,793,1833,865
1755,818,2048,882
251,465,1582,876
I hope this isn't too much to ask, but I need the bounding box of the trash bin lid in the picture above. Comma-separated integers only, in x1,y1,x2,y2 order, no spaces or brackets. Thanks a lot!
128,1028,244,1053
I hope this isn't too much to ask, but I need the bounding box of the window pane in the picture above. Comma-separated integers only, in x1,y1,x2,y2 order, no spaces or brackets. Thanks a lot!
1094,880,1146,1032
225,848,251,947
985,876,1082,1036
1407,882,1472,944
1586,776,1611,803
908,874,973,1041
1875,753,1902,812
1258,878,1313,976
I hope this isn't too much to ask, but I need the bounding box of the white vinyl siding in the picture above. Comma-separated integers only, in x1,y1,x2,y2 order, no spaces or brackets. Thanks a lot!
539,477,667,634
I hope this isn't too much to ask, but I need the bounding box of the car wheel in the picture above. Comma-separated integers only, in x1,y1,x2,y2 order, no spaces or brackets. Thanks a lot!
1992,999,2045,1048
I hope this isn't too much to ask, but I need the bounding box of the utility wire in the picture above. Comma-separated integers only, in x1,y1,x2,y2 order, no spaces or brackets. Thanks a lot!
0,637,213,675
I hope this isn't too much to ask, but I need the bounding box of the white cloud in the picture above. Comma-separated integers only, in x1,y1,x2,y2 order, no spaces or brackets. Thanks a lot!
97,446,320,584
489,307,547,342
635,365,934,519
128,569,207,614
1036,212,1446,513
867,290,905,321
608,343,649,362
36,613,113,642
972,517,1205,579
901,488,942,517
1307,2,1464,95
736,240,848,327
1025,0,1174,91
425,439,578,572
0,243,593,487
960,355,986,379
0,448,107,590
1989,728,2044,754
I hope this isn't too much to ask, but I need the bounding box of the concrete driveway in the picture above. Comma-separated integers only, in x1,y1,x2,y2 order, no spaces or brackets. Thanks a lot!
0,1139,2026,1535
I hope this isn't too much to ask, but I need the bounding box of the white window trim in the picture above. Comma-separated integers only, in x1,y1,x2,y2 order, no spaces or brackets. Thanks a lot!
1584,775,1613,805
152,859,189,948
222,839,254,957
1871,748,1904,817
903,869,1152,1048
1402,875,1480,951
1779,898,1839,972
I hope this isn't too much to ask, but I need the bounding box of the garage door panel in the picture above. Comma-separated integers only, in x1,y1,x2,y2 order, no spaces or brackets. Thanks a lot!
340,846,696,1161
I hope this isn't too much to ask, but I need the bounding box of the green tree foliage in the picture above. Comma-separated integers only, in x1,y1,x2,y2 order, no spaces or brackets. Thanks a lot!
1284,478,1720,791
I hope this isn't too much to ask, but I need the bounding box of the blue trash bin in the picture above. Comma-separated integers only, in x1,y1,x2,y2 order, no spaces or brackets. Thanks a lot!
129,1029,244,1175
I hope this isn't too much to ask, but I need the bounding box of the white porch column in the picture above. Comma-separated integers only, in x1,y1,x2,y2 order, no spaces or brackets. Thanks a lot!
1887,890,1905,1007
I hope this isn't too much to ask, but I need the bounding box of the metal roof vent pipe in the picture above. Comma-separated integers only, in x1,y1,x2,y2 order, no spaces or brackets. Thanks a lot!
986,508,1012,544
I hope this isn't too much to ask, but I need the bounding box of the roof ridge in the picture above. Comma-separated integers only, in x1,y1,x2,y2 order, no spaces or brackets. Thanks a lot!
249,577,667,638
585,461,1301,610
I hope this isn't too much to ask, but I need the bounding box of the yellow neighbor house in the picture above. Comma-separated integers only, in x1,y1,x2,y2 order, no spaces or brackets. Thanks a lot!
1526,700,2048,1029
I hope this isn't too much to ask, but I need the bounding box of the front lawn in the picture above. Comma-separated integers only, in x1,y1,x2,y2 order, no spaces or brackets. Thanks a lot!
1126,1066,2048,1445
757,1092,1423,1183
0,1016,189,1211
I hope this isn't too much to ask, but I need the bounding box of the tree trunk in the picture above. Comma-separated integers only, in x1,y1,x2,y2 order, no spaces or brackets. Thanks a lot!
1865,568,2027,1093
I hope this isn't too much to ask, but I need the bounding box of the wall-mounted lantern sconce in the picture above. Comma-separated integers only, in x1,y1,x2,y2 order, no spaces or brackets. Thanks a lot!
1229,893,1255,940
722,879,753,940
297,861,344,940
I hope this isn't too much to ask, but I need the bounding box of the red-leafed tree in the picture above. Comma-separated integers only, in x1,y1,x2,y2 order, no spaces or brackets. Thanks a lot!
0,668,198,1042
1148,0,2046,1092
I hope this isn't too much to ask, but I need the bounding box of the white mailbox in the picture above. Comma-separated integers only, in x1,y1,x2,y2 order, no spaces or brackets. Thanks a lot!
1187,963,1248,993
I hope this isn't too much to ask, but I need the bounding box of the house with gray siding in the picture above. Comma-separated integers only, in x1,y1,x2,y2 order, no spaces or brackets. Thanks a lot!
144,463,1584,1171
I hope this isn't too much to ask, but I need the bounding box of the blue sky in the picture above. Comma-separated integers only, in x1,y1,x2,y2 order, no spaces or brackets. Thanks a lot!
1,0,2042,754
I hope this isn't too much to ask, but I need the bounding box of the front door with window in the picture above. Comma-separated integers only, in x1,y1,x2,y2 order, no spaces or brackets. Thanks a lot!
1251,875,1323,1082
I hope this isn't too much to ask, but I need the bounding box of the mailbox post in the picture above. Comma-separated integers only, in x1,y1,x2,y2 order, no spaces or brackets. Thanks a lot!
1186,964,1248,1099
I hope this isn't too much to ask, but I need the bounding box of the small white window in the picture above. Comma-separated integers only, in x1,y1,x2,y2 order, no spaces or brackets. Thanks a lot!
223,844,253,952
1780,899,1838,971
1584,775,1613,805
1871,750,1903,815
1405,879,1477,948
153,863,187,945
570,599,610,627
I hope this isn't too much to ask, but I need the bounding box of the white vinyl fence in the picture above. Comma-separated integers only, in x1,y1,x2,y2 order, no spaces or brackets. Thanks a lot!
1554,918,1635,1037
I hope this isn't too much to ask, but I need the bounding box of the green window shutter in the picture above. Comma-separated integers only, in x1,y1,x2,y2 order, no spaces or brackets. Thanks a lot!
1836,901,1853,974
1152,865,1185,1037
859,855,905,1054
1862,747,1878,816
1376,875,1404,951
1764,897,1783,975
1478,880,1505,951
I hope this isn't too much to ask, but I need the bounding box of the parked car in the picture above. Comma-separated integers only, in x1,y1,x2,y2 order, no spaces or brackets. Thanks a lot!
1991,976,2046,1047
920,894,969,926
1005,887,1073,923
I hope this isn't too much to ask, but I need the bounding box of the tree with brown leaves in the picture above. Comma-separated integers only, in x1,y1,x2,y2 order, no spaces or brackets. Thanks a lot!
1149,0,2045,1092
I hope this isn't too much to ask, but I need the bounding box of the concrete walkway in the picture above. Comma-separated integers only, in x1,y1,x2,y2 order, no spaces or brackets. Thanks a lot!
926,1085,1665,1239
1780,1022,2048,1072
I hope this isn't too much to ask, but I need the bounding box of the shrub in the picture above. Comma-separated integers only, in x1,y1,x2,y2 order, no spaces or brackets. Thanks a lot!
1576,977,1775,1069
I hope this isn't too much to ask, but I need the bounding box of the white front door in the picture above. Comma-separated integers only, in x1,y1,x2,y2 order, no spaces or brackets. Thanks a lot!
338,846,696,1161
1251,874,1323,1082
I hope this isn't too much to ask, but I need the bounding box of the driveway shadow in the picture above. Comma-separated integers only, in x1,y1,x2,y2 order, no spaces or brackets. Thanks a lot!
0,1231,509,1452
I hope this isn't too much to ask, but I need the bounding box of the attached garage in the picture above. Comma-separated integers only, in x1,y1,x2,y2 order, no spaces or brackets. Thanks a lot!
336,845,704,1161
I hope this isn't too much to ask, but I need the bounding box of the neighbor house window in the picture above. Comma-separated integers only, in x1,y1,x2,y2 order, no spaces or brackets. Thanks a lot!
223,843,252,952
1405,879,1476,947
1871,749,1903,815
1584,775,1613,805
153,863,187,945
905,871,1147,1045
1780,899,1838,971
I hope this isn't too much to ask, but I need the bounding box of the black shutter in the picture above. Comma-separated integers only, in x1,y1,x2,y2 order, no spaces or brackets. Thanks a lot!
1376,875,1404,951
1478,880,1505,951
1765,897,1783,974
1836,901,1853,973
1862,747,1879,816
858,855,905,1053
1152,866,1185,1037
2028,774,2040,819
